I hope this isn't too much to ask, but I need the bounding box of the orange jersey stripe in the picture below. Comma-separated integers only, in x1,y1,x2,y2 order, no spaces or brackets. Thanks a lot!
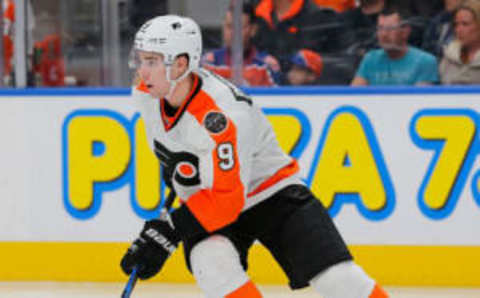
313,0,356,12
255,0,274,27
255,0,304,27
185,90,245,232
247,160,300,197
280,0,304,22
369,284,389,298
225,280,262,298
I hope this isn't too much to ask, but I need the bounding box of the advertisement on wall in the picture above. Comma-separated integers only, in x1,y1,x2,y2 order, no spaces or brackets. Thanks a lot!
1,88,479,284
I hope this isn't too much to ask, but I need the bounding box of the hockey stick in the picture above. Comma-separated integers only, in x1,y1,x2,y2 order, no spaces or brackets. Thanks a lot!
121,266,138,298
121,189,177,298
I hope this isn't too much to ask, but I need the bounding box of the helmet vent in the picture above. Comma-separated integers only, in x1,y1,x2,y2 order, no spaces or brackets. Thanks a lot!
147,38,167,45
139,22,152,33
171,22,182,30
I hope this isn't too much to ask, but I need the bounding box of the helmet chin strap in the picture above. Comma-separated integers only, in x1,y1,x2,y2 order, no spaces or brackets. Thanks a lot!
165,65,191,101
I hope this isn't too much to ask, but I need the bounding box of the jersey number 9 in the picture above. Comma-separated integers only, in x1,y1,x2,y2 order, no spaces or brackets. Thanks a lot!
217,143,235,171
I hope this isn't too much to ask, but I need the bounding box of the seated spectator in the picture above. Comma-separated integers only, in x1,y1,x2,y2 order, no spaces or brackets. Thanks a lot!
33,34,65,87
422,0,465,58
202,3,278,86
285,47,356,86
351,6,439,86
252,0,345,68
286,49,323,85
342,0,427,58
313,0,356,12
439,0,480,84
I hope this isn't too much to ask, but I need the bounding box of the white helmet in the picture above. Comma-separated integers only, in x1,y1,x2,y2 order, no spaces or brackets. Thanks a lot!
133,15,202,82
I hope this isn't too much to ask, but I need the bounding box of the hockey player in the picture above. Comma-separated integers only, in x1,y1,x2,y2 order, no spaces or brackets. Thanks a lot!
121,15,389,298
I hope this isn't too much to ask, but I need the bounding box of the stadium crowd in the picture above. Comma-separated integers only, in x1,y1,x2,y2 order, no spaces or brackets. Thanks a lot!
3,0,480,87
203,0,480,86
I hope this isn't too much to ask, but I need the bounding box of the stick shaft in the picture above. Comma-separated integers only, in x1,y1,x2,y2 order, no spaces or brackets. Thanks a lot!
121,267,138,298
164,189,176,210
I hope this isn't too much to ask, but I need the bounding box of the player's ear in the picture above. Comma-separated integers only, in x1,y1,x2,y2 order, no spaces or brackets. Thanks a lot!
172,54,189,79
177,54,190,70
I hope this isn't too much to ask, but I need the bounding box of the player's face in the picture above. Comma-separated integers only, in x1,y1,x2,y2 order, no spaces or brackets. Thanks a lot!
136,51,171,98
377,14,409,51
454,9,480,48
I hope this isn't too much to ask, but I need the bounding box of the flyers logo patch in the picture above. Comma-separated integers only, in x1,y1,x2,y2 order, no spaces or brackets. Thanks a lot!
154,140,200,187
204,111,227,134
176,161,197,179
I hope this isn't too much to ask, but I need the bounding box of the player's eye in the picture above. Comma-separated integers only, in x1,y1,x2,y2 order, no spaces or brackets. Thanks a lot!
144,58,158,67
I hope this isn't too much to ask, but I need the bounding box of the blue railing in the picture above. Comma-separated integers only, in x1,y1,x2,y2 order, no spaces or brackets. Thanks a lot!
0,85,479,96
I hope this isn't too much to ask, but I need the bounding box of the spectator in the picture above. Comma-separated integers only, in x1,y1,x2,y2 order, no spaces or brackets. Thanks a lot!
422,0,465,58
202,3,278,86
351,6,439,86
439,0,480,84
33,34,65,87
342,0,428,58
312,0,356,12
286,49,323,85
252,0,345,67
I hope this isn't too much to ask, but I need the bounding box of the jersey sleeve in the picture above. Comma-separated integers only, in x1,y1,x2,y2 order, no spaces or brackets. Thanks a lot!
171,90,246,237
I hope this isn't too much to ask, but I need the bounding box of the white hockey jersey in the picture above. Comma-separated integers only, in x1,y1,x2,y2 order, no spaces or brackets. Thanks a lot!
132,68,302,232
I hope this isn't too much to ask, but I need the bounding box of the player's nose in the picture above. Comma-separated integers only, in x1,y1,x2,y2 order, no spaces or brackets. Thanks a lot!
138,67,150,81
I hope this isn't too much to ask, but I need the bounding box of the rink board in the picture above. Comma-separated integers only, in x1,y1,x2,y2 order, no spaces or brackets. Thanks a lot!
1,87,480,286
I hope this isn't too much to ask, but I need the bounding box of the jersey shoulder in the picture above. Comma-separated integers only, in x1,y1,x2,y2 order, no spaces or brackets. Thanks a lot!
189,69,256,139
196,68,253,109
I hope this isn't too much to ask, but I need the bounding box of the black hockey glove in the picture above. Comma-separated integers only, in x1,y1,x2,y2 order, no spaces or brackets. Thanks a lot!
120,213,181,280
